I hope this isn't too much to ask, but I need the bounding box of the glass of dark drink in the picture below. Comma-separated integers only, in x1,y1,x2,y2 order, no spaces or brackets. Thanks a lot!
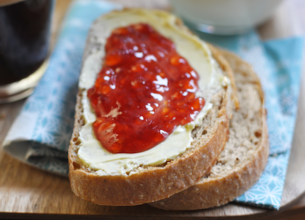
0,0,54,103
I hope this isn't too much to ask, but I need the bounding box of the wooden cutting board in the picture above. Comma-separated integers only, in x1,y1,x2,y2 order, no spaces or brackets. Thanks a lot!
0,0,305,219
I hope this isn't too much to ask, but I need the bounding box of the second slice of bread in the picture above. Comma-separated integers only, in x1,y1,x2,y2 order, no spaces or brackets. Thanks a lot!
150,49,269,210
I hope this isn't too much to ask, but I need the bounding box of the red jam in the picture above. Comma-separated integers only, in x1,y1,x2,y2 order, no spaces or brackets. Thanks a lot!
88,23,205,154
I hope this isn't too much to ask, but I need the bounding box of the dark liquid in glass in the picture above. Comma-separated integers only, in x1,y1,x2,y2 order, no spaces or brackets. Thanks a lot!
0,0,53,86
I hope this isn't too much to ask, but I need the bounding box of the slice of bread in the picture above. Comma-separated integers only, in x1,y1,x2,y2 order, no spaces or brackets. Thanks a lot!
68,9,237,206
150,49,269,210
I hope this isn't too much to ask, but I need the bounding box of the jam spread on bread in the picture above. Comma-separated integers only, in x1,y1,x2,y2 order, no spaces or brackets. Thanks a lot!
88,23,205,153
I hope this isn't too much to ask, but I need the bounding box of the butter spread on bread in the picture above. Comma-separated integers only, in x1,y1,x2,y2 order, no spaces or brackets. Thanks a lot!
77,9,228,175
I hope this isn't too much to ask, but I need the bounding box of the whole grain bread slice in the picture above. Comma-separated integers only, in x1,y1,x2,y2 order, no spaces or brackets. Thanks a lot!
150,49,269,210
68,9,237,206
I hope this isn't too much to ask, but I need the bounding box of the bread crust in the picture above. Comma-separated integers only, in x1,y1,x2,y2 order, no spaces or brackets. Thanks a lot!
69,114,228,205
68,11,233,206
150,49,269,210
208,44,239,111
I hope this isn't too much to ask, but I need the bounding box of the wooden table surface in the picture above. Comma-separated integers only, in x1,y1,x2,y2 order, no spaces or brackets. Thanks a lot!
0,0,305,219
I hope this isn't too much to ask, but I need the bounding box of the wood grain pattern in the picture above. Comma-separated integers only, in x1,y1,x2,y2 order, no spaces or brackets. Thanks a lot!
0,0,304,219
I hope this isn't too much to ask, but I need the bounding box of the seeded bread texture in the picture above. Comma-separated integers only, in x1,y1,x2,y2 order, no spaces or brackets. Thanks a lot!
68,9,235,206
150,49,269,210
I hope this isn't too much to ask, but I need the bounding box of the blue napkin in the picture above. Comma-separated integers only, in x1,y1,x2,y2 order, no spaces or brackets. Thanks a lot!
2,0,303,210
197,32,304,209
